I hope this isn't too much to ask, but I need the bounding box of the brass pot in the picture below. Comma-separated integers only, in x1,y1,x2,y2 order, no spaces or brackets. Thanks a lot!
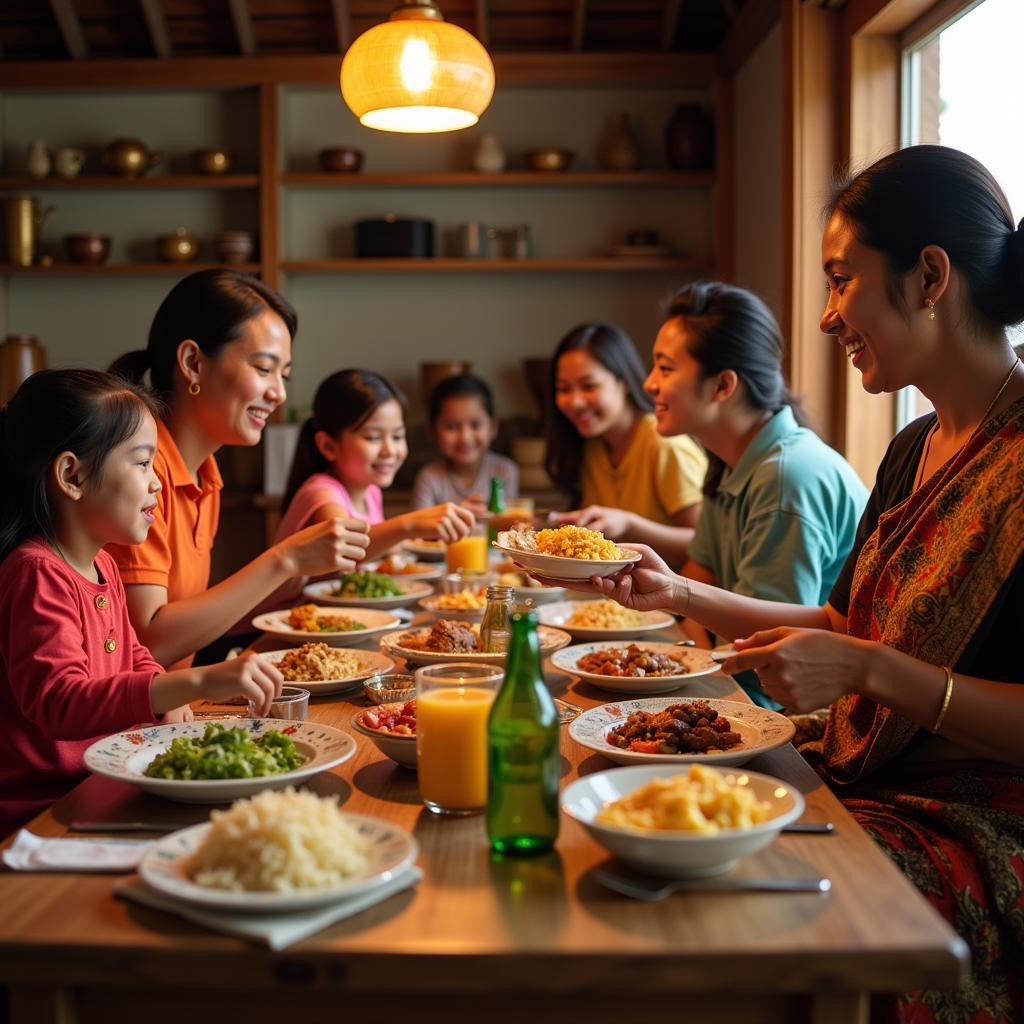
193,148,232,174
524,147,574,172
64,233,111,265
156,226,199,263
104,138,162,177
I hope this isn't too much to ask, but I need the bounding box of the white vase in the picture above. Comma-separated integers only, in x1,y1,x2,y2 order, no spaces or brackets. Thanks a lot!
26,140,51,179
473,133,506,174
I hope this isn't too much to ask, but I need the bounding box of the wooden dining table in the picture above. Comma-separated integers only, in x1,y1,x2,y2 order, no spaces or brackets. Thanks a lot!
0,620,967,1024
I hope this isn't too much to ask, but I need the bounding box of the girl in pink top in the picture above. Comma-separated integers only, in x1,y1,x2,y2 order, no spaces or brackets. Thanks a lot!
277,369,474,559
0,370,286,836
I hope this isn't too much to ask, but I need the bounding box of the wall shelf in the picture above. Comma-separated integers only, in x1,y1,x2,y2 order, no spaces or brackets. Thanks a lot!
0,262,259,275
0,175,259,190
280,170,715,189
281,258,709,274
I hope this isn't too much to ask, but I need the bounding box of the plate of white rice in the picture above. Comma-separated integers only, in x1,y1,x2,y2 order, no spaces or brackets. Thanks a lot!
139,788,419,913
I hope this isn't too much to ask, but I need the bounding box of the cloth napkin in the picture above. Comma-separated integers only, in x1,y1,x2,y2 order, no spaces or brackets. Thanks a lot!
114,866,423,950
2,829,152,872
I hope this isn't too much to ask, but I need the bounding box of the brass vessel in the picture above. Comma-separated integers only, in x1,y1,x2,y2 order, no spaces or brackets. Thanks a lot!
104,138,162,177
4,195,55,267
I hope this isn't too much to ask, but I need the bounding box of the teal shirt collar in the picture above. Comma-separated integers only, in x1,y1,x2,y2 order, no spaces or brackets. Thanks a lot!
718,406,801,498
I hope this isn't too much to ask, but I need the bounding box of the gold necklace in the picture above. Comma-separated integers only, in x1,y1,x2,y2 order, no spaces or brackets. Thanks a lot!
914,355,1021,491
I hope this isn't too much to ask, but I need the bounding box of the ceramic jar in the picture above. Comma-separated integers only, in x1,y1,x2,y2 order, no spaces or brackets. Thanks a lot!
0,334,46,404
26,140,50,179
215,230,255,265
53,147,86,179
665,105,714,170
156,226,199,263
473,133,506,173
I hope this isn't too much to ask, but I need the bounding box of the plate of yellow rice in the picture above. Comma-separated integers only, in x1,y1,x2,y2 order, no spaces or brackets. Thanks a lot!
536,599,675,640
493,525,641,581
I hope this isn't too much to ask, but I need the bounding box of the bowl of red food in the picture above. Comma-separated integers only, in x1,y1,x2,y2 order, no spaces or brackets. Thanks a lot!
351,701,417,769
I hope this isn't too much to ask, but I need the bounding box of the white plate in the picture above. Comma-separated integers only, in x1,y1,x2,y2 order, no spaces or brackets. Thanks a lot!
561,764,804,877
492,542,641,581
139,815,418,912
536,600,675,641
380,624,572,666
417,593,487,621
260,648,396,695
362,559,444,583
551,641,719,694
84,720,356,804
252,606,402,647
303,578,435,610
569,697,796,767
401,539,447,561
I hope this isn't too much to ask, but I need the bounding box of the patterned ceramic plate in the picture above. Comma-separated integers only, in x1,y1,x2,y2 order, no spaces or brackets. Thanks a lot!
569,697,796,767
536,600,676,641
84,720,356,804
139,814,418,913
251,606,402,647
303,578,435,610
260,648,395,696
551,641,719,694
491,542,641,581
379,624,572,666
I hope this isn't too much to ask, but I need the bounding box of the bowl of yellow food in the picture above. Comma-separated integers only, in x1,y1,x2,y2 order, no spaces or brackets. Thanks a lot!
417,587,489,621
493,525,641,581
561,763,804,877
537,599,675,640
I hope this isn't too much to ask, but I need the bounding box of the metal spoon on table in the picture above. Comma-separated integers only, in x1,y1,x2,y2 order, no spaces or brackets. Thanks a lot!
594,866,831,901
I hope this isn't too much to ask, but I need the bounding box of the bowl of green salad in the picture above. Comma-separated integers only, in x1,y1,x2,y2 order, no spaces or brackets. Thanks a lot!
84,720,356,803
303,571,435,610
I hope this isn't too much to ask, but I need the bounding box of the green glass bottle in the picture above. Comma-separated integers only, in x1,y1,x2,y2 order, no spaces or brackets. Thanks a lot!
487,476,505,546
487,610,560,855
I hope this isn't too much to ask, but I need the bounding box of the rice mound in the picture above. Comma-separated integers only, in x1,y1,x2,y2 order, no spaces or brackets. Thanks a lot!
188,787,371,892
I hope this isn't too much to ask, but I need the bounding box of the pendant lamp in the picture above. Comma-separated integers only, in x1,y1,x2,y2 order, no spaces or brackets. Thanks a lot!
341,2,495,134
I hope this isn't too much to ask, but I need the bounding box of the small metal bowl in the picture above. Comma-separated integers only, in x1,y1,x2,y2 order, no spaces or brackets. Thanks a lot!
363,672,416,705
524,147,574,172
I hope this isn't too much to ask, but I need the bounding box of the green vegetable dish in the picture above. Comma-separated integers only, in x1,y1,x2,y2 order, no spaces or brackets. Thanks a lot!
143,723,306,780
333,570,404,599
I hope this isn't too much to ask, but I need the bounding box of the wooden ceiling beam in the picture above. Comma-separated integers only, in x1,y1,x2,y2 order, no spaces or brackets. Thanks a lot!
0,51,717,89
571,0,588,50
329,0,351,51
717,0,781,75
138,0,172,59
48,0,87,60
227,0,257,57
662,0,684,50
474,0,490,48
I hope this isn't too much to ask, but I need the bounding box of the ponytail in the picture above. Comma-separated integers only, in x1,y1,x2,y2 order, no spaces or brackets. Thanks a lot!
108,349,151,387
0,369,158,564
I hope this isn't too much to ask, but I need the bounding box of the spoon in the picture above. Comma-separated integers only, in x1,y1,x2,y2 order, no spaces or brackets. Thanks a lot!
594,866,831,901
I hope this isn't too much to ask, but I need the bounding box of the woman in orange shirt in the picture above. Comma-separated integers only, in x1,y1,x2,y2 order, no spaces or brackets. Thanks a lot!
109,270,368,669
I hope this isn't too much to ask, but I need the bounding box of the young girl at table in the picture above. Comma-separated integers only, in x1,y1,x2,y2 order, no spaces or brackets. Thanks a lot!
0,369,284,837
278,368,474,559
412,373,518,515
545,321,706,565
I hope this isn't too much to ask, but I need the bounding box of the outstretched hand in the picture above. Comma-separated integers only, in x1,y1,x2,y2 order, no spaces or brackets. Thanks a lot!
529,543,685,613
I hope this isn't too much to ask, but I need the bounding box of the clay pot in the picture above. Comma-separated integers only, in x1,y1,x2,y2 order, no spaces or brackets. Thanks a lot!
63,233,111,265
421,361,471,406
193,148,232,174
665,105,714,170
215,230,255,265
524,148,574,172
104,138,162,177
599,113,641,171
318,147,364,173
156,226,199,263
0,334,46,404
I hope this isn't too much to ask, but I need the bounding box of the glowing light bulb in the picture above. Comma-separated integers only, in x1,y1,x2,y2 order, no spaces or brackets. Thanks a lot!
399,37,434,94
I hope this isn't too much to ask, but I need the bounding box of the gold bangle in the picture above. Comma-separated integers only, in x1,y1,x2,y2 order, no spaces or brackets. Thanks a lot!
932,666,955,734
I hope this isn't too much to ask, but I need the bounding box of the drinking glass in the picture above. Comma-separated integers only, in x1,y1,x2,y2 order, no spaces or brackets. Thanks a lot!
445,519,489,574
415,662,503,815
248,685,309,721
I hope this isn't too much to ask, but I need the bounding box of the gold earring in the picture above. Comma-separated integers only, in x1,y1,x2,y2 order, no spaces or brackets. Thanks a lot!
188,381,201,396
926,298,937,321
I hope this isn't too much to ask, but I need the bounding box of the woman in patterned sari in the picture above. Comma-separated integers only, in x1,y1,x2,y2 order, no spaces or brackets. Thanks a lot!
543,145,1024,1023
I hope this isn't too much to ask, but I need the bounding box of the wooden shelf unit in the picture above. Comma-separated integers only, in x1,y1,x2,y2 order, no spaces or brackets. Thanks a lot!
0,262,259,275
280,170,716,189
281,258,711,274
0,175,260,190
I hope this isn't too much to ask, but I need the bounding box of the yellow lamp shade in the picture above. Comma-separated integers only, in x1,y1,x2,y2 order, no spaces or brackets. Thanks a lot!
341,4,495,134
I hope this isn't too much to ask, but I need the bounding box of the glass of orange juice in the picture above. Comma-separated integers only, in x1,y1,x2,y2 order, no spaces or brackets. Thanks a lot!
416,662,503,815
445,518,489,575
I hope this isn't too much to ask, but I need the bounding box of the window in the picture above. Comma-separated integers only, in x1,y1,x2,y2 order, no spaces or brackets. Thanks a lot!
898,0,1024,427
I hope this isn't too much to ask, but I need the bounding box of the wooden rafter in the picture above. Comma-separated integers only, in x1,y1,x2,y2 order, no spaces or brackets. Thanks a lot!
718,0,781,74
329,0,351,52
474,0,490,47
48,0,87,60
662,0,684,50
227,0,257,56
571,0,588,50
139,0,172,59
